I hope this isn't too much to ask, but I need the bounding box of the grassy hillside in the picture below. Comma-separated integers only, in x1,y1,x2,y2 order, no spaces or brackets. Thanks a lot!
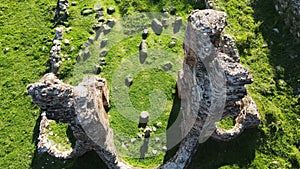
0,0,299,168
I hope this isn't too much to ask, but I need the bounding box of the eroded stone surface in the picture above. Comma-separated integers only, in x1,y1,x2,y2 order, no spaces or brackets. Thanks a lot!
28,9,260,169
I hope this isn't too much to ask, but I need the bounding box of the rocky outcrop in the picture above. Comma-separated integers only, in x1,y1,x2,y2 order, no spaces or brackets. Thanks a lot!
274,0,300,39
28,9,260,169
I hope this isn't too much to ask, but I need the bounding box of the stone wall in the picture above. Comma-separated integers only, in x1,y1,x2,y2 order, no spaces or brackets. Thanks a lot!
274,0,300,39
27,9,260,169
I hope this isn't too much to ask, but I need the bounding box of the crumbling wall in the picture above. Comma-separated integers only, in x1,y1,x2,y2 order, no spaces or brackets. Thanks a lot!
27,9,260,169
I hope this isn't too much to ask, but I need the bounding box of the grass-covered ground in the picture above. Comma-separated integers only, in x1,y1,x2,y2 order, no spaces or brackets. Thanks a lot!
0,0,299,168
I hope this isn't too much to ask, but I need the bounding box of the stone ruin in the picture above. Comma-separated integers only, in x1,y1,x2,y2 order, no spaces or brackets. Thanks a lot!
27,9,260,169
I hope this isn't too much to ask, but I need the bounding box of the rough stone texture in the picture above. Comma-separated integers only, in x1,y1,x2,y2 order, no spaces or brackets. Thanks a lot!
162,9,260,168
27,73,132,168
49,28,63,73
125,75,133,87
151,19,163,35
204,0,215,9
274,0,300,39
54,0,69,25
28,9,260,169
139,40,148,63
173,17,182,34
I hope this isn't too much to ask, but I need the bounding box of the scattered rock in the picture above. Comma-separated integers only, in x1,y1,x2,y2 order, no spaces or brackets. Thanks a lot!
139,40,147,63
144,127,152,138
163,11,169,17
137,133,143,139
103,24,111,34
71,2,77,6
169,41,176,48
142,29,149,39
125,75,133,87
82,9,93,15
151,19,163,35
94,65,101,74
155,122,162,127
152,127,157,132
162,19,168,28
152,150,157,155
63,39,70,45
273,28,280,33
107,6,115,15
94,4,103,11
121,143,128,150
83,49,90,60
3,47,9,53
100,38,108,48
99,57,106,66
163,61,173,71
170,6,176,15
139,111,149,128
99,49,108,57
88,37,94,44
107,19,115,28
95,11,104,18
98,16,105,22
130,138,136,144
162,146,167,152
76,55,81,62
155,137,160,142
93,23,102,30
173,17,182,34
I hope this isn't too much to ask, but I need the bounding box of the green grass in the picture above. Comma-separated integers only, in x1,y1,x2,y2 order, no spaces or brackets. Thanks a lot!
1,0,299,168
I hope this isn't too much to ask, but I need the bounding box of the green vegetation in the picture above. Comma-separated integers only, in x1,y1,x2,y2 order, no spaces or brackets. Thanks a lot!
0,0,299,169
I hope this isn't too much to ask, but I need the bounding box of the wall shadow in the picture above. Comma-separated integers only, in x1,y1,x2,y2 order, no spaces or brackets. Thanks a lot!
163,85,181,162
188,128,260,169
30,114,107,169
251,0,300,95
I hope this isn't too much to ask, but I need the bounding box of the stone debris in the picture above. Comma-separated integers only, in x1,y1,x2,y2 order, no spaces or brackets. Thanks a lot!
151,18,163,35
100,38,108,48
95,11,104,18
139,111,149,128
152,150,158,155
82,8,93,15
173,17,182,34
28,9,261,169
125,75,133,87
163,62,173,71
99,49,108,57
99,57,106,66
162,19,168,28
170,6,176,15
107,6,115,15
142,29,149,39
139,40,148,63
54,0,69,25
94,65,101,74
93,4,103,11
107,19,115,28
169,41,176,48
103,24,111,34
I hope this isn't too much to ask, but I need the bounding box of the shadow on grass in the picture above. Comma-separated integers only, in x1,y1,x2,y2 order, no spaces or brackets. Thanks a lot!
163,86,260,168
30,115,107,169
163,85,181,162
252,0,300,95
188,129,260,169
